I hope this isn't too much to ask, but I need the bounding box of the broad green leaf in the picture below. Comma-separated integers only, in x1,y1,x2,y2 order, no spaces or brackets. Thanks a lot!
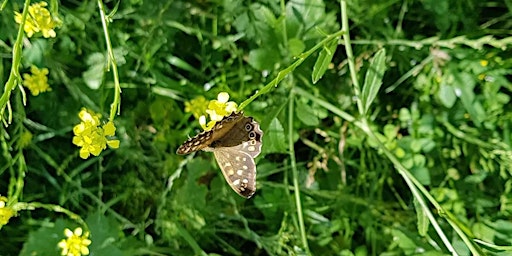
438,83,457,108
453,72,485,127
412,165,431,185
312,38,338,84
86,212,126,256
234,3,279,46
263,117,287,153
247,48,280,71
20,219,70,256
390,229,418,254
83,52,105,90
361,48,387,114
295,100,320,126
177,158,209,208
22,39,46,66
286,0,326,38
288,38,306,57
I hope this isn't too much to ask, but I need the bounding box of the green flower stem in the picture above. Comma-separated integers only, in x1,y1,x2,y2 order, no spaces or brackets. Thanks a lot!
340,0,363,116
97,0,122,121
238,29,345,110
12,202,88,232
11,152,26,204
288,91,310,254
279,0,288,50
0,0,30,125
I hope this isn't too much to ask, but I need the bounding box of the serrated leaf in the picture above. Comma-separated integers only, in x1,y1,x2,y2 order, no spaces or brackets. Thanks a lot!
361,48,387,114
312,38,338,84
263,117,287,153
86,212,125,255
83,52,105,90
20,219,70,256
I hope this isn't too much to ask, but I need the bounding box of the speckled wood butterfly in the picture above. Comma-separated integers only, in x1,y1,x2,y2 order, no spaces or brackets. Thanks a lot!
176,112,263,198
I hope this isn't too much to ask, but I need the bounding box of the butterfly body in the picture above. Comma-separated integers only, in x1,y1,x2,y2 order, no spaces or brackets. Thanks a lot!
177,112,263,198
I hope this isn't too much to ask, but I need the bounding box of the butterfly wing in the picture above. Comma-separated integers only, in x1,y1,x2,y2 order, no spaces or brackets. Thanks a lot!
213,144,258,198
176,112,245,155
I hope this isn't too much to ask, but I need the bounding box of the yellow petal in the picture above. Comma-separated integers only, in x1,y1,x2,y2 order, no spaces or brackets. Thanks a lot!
74,227,83,236
217,92,229,103
79,148,90,159
64,228,73,237
103,122,116,136
107,140,120,149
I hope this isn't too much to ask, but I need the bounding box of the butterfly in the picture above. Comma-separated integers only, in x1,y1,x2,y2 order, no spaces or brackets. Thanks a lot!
176,111,263,198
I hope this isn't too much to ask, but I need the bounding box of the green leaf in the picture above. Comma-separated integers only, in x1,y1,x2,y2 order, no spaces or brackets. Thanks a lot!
453,72,485,127
312,38,338,84
413,197,430,236
390,229,418,254
86,212,126,256
361,48,387,114
20,219,70,256
286,0,326,38
177,158,209,207
83,52,106,90
263,117,287,153
438,83,457,108
247,48,280,71
295,100,320,126
288,38,306,57
412,165,431,185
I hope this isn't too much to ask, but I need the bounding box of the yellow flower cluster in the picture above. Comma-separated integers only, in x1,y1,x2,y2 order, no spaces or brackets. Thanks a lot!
199,92,238,130
184,95,208,119
22,66,52,96
72,108,120,159
58,227,92,256
0,196,15,227
14,1,57,38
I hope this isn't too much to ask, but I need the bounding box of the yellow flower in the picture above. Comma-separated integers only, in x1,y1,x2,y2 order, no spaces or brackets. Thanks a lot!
72,108,120,159
184,96,209,119
199,115,216,131
58,227,92,256
198,92,238,130
183,92,238,131
480,60,489,67
0,196,15,227
22,66,51,96
14,1,57,38
205,92,238,122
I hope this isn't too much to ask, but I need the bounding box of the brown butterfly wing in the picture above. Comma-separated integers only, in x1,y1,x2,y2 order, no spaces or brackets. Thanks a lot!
210,116,263,150
214,146,257,198
176,111,263,198
213,116,262,198
176,112,244,155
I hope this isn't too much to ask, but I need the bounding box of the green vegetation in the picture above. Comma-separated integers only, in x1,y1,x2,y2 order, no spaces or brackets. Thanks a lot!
1,0,512,255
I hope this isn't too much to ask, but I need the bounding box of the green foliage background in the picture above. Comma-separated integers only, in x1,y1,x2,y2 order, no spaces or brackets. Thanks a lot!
1,0,512,255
